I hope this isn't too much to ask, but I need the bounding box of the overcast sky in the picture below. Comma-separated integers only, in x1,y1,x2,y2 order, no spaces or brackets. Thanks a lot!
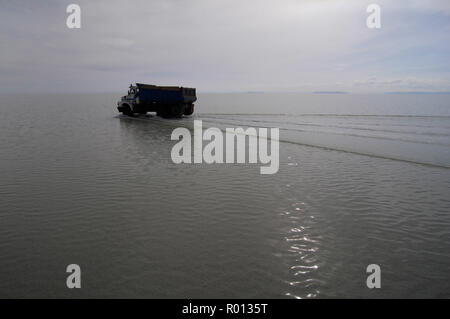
1,0,449,93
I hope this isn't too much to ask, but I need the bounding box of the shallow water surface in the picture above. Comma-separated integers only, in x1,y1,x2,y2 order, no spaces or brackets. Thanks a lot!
0,93,449,298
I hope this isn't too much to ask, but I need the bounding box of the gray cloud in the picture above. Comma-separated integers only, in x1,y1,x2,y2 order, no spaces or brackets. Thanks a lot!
0,0,449,92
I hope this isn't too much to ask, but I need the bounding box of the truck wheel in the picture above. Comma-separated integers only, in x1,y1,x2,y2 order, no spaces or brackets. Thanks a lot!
157,108,171,118
184,104,194,115
169,104,184,118
121,104,133,116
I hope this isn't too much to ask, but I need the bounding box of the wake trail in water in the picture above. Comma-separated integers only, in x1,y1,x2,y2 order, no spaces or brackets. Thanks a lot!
200,115,450,136
200,113,450,119
198,118,450,147
117,114,450,169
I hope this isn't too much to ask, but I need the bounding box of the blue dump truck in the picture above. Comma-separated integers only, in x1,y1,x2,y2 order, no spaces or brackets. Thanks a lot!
117,83,197,118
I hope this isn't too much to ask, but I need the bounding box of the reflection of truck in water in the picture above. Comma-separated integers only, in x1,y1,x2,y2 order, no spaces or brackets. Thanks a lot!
117,83,196,118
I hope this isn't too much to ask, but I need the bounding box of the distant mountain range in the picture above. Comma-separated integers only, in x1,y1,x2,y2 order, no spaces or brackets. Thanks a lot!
313,91,349,94
386,91,450,95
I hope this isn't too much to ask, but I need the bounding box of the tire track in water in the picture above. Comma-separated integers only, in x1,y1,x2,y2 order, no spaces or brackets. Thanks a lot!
200,115,450,136
198,118,450,147
116,114,450,169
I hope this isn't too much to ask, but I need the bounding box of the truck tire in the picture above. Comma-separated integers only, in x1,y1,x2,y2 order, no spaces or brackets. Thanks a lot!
170,104,185,118
121,104,133,116
157,107,171,118
184,104,194,116
156,104,184,118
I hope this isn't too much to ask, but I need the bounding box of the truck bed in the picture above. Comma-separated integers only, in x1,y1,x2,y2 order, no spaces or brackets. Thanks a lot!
136,83,196,104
